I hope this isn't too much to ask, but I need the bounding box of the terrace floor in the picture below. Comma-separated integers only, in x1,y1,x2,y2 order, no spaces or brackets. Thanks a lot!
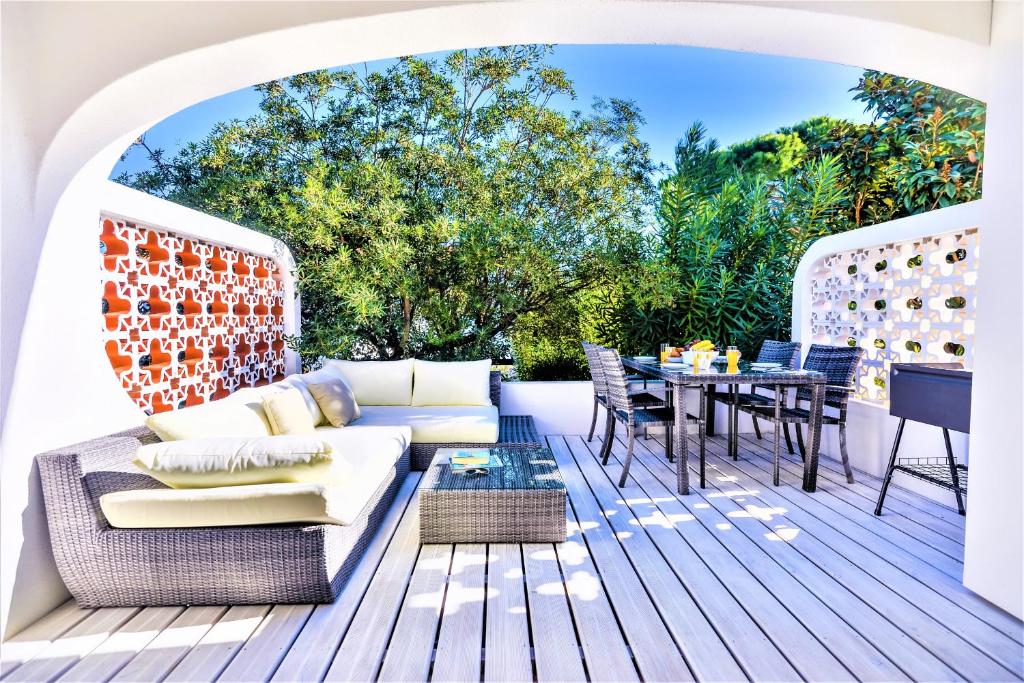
4,433,1023,683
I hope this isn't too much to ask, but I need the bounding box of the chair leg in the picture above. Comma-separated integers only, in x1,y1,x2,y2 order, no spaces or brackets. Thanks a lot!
838,423,855,484
752,416,763,440
795,423,806,460
773,421,782,486
588,397,599,442
783,424,795,455
619,427,636,487
601,415,616,465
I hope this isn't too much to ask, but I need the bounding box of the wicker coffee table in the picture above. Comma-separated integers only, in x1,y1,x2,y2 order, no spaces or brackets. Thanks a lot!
419,447,566,544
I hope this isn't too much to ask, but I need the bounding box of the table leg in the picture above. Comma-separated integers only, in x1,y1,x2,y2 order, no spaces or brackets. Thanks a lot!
698,386,706,488
803,383,825,492
705,384,717,436
730,384,739,460
674,382,689,495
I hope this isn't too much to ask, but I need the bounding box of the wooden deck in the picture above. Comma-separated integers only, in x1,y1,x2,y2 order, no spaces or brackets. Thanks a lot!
3,433,1022,682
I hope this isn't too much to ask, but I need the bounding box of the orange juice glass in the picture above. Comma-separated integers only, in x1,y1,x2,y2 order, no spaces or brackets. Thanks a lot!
660,343,670,363
726,346,741,372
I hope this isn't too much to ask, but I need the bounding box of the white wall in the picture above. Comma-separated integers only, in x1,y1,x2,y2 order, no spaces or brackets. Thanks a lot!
963,0,1024,621
791,201,982,504
0,181,297,635
1,0,1014,635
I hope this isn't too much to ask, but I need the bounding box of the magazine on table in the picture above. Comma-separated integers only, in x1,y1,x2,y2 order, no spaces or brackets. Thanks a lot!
439,448,504,472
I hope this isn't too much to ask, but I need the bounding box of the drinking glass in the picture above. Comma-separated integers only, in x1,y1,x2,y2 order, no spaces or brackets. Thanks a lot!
726,345,741,372
660,343,670,363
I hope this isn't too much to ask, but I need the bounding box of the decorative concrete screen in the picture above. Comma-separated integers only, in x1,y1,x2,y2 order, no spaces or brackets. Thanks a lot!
100,214,287,414
808,228,979,404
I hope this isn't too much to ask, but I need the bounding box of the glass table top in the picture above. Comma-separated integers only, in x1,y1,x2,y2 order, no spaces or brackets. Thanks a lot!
428,447,566,491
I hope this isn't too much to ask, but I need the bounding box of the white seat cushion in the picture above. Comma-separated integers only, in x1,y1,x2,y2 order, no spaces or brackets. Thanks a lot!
352,406,499,443
102,425,410,529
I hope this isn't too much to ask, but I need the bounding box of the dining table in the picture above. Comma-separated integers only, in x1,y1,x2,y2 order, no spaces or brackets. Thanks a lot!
621,356,829,494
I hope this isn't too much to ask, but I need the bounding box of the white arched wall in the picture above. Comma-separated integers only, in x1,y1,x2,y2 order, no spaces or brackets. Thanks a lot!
3,1,1019,636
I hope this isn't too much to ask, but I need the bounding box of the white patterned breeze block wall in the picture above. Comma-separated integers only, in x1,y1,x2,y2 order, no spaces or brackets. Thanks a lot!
808,228,979,405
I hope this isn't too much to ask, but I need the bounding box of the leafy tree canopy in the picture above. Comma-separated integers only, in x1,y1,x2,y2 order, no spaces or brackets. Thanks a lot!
119,46,656,367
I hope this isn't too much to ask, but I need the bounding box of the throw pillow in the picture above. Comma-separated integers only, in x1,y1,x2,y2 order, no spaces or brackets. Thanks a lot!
262,387,317,435
306,377,361,427
133,435,346,489
146,400,272,441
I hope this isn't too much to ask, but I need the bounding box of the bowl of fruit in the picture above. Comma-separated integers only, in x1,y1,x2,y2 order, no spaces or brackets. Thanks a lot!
680,339,719,367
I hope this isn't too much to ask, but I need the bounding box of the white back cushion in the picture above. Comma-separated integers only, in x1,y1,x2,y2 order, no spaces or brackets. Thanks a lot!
327,359,415,406
412,359,492,406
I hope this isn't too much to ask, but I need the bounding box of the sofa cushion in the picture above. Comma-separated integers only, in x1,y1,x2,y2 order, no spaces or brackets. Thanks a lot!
102,426,409,529
306,376,361,427
133,435,340,489
352,405,499,443
276,375,326,426
263,388,318,435
145,399,272,441
412,359,492,407
327,359,414,406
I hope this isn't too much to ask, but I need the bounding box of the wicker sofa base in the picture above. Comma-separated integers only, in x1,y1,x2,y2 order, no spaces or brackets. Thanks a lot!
36,427,410,607
410,414,542,470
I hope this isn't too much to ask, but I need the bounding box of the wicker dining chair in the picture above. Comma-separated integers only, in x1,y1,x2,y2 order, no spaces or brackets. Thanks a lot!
714,340,802,455
583,342,666,444
738,344,863,485
597,347,699,487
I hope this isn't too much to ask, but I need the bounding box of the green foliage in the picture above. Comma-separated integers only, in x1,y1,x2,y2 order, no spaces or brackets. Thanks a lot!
596,125,850,359
118,47,655,367
118,59,985,379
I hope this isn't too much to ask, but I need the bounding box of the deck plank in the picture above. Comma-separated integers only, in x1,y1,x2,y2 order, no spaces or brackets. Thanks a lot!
272,472,420,682
58,607,183,683
721,435,1024,643
431,544,487,683
483,544,533,683
734,434,965,580
700,437,1024,677
324,482,424,682
770,434,970,532
546,437,694,683
597,435,879,681
738,434,966,556
635,435,968,681
2,607,139,683
522,543,588,683
0,602,92,678
378,543,453,683
623,437,926,682
555,491,640,682
164,605,270,682
110,606,228,683
564,436,774,682
218,604,314,683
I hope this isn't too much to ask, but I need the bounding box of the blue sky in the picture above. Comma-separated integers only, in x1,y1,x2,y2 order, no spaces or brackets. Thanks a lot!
112,44,873,178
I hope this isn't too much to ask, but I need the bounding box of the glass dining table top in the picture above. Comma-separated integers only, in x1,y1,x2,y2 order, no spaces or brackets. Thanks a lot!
621,356,826,385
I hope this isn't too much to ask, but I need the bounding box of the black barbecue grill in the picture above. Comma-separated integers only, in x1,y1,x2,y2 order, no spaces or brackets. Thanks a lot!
875,362,971,516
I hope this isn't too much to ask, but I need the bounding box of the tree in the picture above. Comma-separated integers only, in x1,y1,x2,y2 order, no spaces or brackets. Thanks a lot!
595,124,850,358
117,46,656,366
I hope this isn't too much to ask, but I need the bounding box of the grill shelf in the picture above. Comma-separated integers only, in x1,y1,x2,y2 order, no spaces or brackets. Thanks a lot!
892,458,968,494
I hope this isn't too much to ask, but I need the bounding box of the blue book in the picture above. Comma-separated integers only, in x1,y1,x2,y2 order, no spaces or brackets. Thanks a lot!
441,448,504,471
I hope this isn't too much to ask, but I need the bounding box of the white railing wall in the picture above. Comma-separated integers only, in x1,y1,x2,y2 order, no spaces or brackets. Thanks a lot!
792,200,984,505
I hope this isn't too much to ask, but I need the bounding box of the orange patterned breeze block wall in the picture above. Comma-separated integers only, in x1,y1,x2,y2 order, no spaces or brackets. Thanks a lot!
101,215,287,414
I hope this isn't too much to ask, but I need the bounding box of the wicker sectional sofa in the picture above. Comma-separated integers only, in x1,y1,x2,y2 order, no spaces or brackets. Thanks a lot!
36,368,539,608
